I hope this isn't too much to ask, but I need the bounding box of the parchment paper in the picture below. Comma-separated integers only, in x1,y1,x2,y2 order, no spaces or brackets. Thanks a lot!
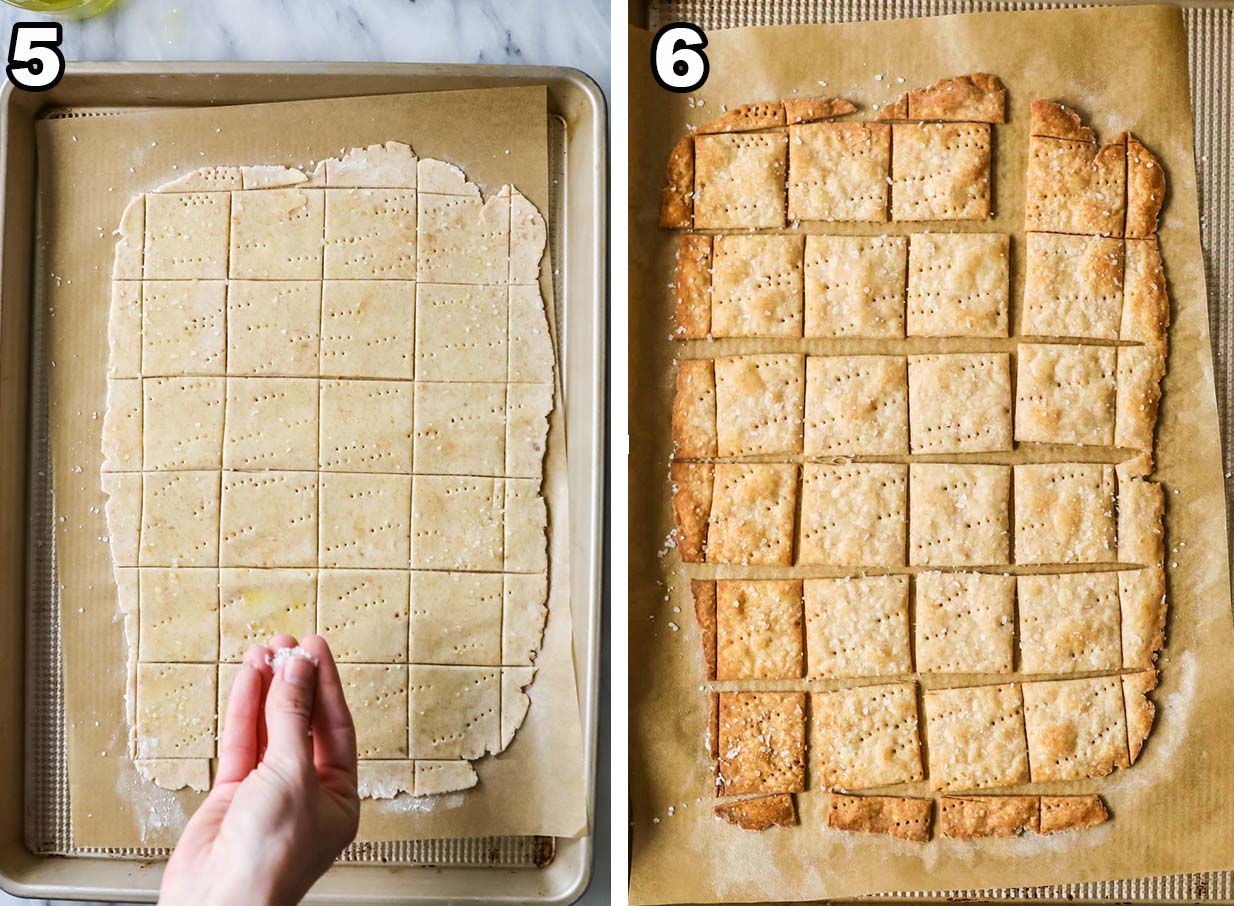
628,6,1234,902
37,85,588,848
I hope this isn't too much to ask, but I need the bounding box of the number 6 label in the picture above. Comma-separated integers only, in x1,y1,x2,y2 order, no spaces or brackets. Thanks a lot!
651,23,709,93
7,22,66,92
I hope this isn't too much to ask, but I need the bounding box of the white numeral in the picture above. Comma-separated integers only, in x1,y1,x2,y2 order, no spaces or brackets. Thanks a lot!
7,23,65,92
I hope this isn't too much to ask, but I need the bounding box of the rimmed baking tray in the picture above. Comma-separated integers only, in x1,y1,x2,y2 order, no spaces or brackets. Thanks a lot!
0,62,606,905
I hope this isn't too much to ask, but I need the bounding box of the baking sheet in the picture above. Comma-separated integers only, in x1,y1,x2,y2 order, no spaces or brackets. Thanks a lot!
36,84,588,849
628,5,1234,903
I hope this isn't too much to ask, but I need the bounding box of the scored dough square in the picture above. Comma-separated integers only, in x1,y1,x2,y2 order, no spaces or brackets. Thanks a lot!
924,684,1029,791
324,188,417,279
907,353,1011,453
339,664,409,759
104,472,142,566
503,573,548,665
1018,572,1121,673
706,463,798,566
227,281,321,376
223,377,318,471
803,234,906,338
415,284,508,381
714,354,805,456
906,233,1008,337
409,571,502,666
320,281,415,379
1014,463,1116,564
915,572,1015,674
136,663,217,759
891,123,991,221
506,383,552,478
143,377,225,470
1015,344,1117,446
803,575,910,678
787,122,890,222
909,463,1010,566
715,579,804,680
102,379,142,471
138,568,219,662
1022,676,1129,782
142,281,227,376
229,188,325,280
1025,135,1126,236
413,382,507,476
140,471,220,567
509,284,555,382
220,470,318,568
711,235,804,338
417,192,510,284
805,355,908,455
319,473,411,569
319,379,413,472
143,192,230,279
408,664,500,759
108,282,142,377
219,568,317,661
716,691,806,795
799,463,907,567
317,570,409,663
411,476,504,571
1021,233,1124,340
814,682,923,789
504,478,547,573
694,131,788,229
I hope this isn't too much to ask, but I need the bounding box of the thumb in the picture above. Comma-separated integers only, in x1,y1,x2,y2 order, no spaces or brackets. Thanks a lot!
263,652,317,770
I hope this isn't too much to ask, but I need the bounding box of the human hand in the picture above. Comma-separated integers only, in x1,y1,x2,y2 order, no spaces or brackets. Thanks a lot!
158,634,360,906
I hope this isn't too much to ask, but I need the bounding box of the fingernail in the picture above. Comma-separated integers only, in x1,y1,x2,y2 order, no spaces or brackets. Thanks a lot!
283,655,316,688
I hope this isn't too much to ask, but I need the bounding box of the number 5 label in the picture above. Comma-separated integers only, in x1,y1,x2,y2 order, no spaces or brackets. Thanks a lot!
651,23,709,93
7,22,66,92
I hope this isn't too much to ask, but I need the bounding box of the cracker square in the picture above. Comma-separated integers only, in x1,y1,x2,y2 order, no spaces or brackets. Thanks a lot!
142,377,225,471
814,683,923,789
502,573,548,666
508,284,555,383
671,462,712,563
827,793,932,842
415,284,508,381
139,471,220,567
227,281,322,376
787,122,890,222
417,192,510,284
803,234,906,338
890,123,991,221
339,663,409,758
223,377,318,471
218,567,317,661
908,463,1010,567
1013,463,1115,564
317,570,409,663
1115,344,1165,452
715,579,804,680
220,470,318,568
1014,344,1117,446
320,280,415,379
413,382,507,476
907,353,1011,453
694,132,788,229
1021,233,1123,340
925,684,1029,791
716,691,806,795
1022,676,1129,782
408,664,500,759
138,568,219,662
673,234,712,339
915,572,1014,674
142,280,227,376
804,355,908,455
504,478,547,573
714,354,805,456
711,235,804,338
108,282,142,377
319,379,413,472
319,473,411,569
506,383,552,478
1120,566,1167,670
1025,135,1126,236
229,188,325,279
906,233,1008,337
102,379,142,471
136,663,217,759
939,795,1040,838
799,463,907,566
1122,238,1169,345
324,188,417,279
804,575,910,677
1118,472,1165,566
706,464,798,566
672,358,717,458
1017,572,1121,673
410,571,502,666
143,192,230,279
415,759,479,796
410,476,504,571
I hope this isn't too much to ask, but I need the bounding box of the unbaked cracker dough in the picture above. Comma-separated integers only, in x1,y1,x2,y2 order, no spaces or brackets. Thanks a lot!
104,141,555,798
